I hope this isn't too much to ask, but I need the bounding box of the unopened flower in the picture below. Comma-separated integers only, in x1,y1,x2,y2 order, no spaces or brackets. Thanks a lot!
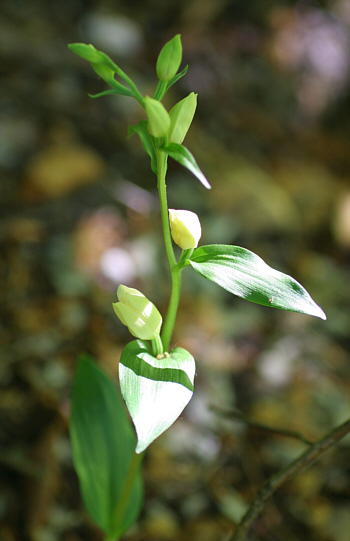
113,285,162,340
169,209,201,250
68,43,106,63
156,34,182,82
91,62,115,84
144,97,171,138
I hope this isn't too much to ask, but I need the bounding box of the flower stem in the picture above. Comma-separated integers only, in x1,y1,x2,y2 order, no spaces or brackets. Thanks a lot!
156,146,182,351
104,57,145,107
151,334,164,356
153,80,167,101
157,147,176,270
161,267,182,351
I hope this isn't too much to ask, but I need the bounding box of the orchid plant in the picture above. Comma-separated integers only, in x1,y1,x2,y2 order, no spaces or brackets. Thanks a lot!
68,36,326,541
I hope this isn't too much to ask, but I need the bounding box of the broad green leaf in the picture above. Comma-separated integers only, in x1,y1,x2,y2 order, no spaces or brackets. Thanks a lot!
70,356,143,539
189,245,326,320
119,340,195,453
128,120,157,174
163,142,211,189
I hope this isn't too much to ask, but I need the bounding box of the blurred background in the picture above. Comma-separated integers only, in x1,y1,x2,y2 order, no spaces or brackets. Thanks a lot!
1,0,350,540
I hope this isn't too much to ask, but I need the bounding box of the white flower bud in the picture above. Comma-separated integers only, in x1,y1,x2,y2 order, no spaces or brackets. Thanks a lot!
168,209,201,250
113,285,162,340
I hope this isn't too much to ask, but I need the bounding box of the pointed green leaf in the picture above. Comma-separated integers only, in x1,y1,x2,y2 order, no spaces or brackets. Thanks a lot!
88,86,133,99
128,120,157,174
163,142,211,189
189,245,326,320
119,340,196,453
70,356,143,538
169,92,197,144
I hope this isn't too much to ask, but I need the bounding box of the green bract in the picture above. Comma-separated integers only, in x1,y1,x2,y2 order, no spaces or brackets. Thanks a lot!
169,92,197,144
144,96,171,138
113,285,162,340
162,142,211,189
169,209,202,250
156,34,182,82
128,120,157,174
119,340,195,453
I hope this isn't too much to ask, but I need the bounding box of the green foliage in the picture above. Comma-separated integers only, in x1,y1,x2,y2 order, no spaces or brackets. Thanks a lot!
119,340,195,453
169,92,198,144
188,245,326,319
70,356,143,539
89,87,133,99
162,142,211,189
128,120,157,174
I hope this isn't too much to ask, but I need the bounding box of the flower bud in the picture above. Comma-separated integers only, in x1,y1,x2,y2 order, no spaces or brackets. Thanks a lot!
91,62,115,84
113,285,162,340
68,43,106,64
156,34,182,82
169,92,197,144
144,96,171,138
169,209,202,250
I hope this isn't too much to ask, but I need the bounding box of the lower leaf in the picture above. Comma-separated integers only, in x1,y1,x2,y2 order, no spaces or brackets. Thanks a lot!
70,356,143,538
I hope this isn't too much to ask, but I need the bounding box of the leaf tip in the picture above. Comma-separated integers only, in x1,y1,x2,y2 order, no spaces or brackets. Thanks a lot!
317,307,327,321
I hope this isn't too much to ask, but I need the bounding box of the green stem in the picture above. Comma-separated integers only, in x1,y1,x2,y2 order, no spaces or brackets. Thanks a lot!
156,146,182,351
151,334,164,356
178,248,194,268
104,57,145,107
161,267,182,351
123,77,145,107
153,80,167,101
157,148,176,270
112,451,144,540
